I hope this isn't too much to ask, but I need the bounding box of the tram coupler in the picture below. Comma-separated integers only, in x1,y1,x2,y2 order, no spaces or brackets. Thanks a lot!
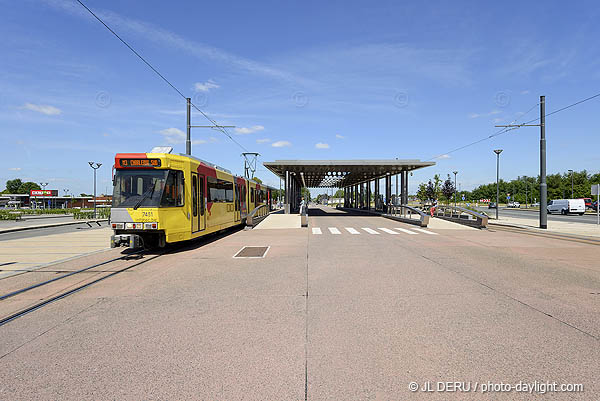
111,234,142,249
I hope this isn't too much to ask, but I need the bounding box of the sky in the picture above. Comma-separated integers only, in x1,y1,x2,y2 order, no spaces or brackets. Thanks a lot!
1,0,600,196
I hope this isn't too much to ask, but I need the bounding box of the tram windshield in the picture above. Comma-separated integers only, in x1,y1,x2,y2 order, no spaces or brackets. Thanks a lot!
112,169,184,208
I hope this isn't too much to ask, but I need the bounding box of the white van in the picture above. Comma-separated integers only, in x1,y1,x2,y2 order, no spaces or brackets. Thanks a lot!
547,199,585,215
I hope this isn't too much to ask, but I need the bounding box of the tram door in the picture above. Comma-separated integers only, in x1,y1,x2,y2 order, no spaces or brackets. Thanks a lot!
191,173,206,233
234,184,241,222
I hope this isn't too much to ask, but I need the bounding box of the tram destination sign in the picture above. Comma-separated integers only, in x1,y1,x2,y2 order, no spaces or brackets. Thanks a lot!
119,158,161,168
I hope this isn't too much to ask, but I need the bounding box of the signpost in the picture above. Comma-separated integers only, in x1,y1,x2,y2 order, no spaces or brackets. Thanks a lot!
592,184,600,225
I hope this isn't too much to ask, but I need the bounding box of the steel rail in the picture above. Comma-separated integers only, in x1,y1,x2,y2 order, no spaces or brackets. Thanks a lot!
0,251,144,301
0,252,162,327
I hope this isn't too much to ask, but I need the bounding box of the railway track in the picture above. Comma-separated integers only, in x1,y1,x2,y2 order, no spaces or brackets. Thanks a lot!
0,250,162,327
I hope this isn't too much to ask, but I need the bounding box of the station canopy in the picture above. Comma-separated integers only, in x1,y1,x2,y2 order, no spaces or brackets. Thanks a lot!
263,159,435,188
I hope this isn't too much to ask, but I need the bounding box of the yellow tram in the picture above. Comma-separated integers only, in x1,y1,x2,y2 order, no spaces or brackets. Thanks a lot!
110,149,273,248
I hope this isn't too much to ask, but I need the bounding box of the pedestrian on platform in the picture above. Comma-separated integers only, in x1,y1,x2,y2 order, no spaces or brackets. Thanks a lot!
430,199,438,217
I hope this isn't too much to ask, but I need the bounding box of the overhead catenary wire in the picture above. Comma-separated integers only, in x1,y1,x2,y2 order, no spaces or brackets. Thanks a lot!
75,0,249,153
427,91,600,161
427,102,539,161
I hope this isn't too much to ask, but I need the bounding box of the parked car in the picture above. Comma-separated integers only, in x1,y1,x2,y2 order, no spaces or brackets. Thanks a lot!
581,198,593,209
488,202,497,209
507,201,521,208
531,202,540,207
547,199,585,215
591,200,599,211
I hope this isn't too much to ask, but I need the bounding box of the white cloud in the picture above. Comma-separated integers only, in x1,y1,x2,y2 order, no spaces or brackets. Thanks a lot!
521,90,530,95
335,134,345,139
272,140,291,148
43,0,298,82
9,167,22,171
159,128,216,145
493,118,503,123
234,125,264,135
469,110,501,119
315,142,330,149
194,80,219,92
256,138,271,144
159,127,185,144
23,103,62,115
435,154,451,160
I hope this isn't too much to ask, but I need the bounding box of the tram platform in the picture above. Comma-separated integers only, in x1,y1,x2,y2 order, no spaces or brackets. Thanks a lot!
254,212,301,229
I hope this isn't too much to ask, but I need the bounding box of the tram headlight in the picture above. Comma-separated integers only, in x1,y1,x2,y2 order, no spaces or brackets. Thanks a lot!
125,223,134,229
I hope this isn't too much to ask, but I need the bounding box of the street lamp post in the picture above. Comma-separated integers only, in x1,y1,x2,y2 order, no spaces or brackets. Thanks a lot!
88,162,102,218
64,189,70,209
568,169,574,198
494,149,503,220
39,182,48,209
452,171,458,207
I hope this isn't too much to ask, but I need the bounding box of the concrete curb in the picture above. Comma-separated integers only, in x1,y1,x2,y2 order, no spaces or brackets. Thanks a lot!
0,219,108,234
19,214,75,220
488,221,600,243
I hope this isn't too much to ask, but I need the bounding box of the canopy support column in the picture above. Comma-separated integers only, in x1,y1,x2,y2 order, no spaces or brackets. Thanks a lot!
284,170,290,214
385,175,391,212
374,179,380,211
402,171,409,204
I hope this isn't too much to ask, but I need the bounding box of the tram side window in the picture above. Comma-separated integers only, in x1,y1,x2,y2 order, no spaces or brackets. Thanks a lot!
160,170,184,207
208,177,234,202
192,175,198,217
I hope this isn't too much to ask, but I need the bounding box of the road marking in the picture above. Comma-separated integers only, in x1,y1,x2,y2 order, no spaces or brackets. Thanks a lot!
312,227,322,235
378,227,399,234
412,228,438,235
328,227,341,234
362,228,380,234
394,227,418,235
345,227,360,234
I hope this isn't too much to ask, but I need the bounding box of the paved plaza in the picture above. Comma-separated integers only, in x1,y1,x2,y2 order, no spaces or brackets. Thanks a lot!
0,206,598,400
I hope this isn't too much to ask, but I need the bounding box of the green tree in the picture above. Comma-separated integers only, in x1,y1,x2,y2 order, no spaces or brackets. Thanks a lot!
334,189,345,198
441,175,456,204
17,182,41,194
315,193,328,204
300,187,312,202
416,183,428,202
425,180,436,201
433,174,442,199
5,178,23,193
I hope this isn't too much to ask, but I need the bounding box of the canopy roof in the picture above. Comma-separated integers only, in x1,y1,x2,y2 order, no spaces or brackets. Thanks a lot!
263,159,435,188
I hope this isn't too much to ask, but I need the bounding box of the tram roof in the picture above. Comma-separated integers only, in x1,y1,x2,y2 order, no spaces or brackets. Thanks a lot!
263,159,435,188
